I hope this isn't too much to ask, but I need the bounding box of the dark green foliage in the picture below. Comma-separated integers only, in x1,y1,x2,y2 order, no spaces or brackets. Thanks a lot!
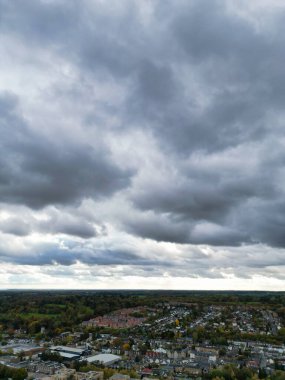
206,364,254,380
206,365,285,380
40,350,63,362
0,363,27,380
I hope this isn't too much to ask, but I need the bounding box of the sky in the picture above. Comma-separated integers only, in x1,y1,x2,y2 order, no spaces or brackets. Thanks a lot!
0,0,285,290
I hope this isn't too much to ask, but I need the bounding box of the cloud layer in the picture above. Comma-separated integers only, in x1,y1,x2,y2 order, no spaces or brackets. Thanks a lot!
0,0,285,288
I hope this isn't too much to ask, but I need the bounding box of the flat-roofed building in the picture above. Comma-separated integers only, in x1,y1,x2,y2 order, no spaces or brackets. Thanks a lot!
87,353,121,366
49,346,88,361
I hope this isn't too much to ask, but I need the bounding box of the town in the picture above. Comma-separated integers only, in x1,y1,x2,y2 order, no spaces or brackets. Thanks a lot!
0,291,284,380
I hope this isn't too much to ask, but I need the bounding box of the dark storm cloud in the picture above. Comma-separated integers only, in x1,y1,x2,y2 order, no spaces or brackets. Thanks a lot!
123,210,251,246
240,200,285,248
124,212,191,244
39,216,97,239
0,0,285,255
126,143,278,245
0,92,131,209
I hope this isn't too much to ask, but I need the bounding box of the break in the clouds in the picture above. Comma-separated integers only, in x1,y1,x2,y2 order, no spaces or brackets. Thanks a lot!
0,0,285,289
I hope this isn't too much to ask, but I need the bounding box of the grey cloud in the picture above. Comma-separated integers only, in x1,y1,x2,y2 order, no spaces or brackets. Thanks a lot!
240,200,285,248
0,0,79,44
0,0,140,79
134,61,177,109
44,220,96,240
189,222,251,247
1,0,285,261
126,142,279,246
0,218,31,237
0,243,165,267
123,0,285,158
126,215,191,244
173,0,262,62
2,0,283,151
0,207,103,239
123,209,251,246
0,92,132,209
37,210,98,239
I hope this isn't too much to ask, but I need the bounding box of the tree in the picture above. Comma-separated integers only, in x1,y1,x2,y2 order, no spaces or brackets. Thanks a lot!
122,343,130,352
17,350,25,361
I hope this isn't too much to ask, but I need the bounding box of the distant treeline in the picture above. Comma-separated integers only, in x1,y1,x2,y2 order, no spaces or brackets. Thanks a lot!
0,290,284,337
